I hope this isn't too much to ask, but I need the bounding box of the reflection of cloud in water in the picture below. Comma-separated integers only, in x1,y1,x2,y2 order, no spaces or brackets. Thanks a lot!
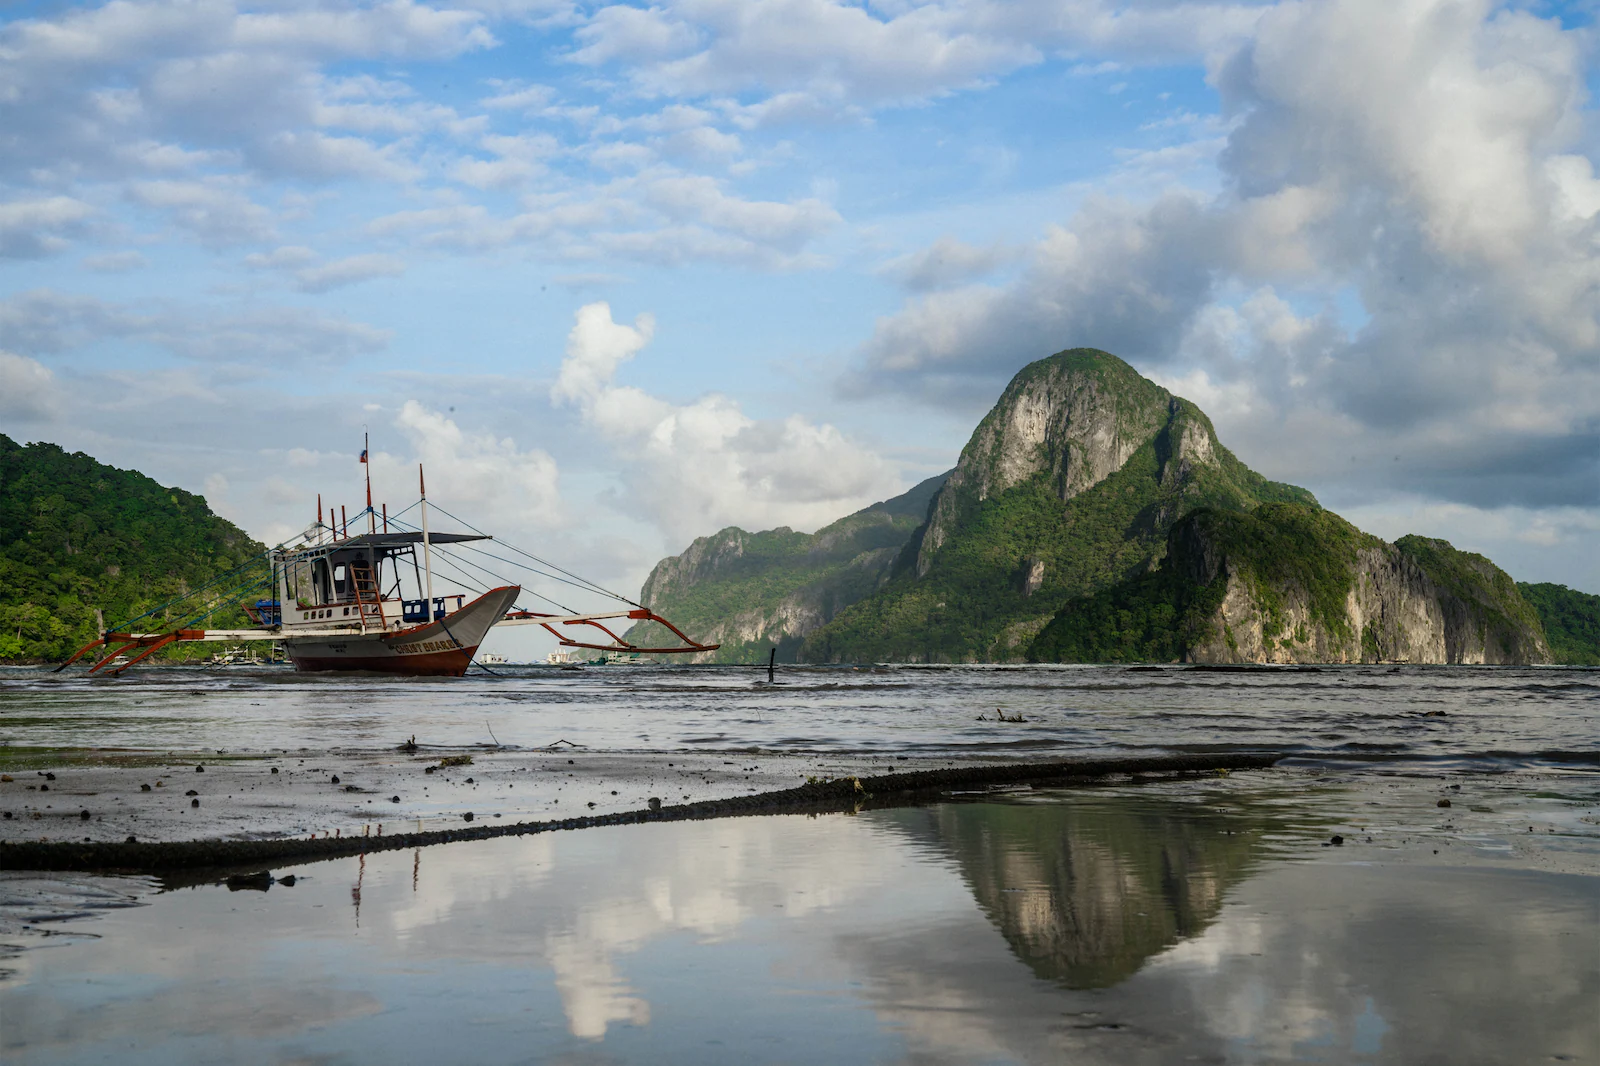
350,815,910,1039
837,798,1598,1065
5,790,1594,1063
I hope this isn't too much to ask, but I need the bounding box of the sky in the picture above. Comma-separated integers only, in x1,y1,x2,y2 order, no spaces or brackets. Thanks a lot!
2,0,1597,655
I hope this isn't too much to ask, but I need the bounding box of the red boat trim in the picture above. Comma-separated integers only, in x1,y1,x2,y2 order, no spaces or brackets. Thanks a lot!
290,646,476,677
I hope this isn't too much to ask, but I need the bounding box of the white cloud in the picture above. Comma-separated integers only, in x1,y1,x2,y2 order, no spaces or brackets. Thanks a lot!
0,197,95,258
292,252,407,292
552,302,900,544
394,401,564,531
82,250,149,272
0,288,390,364
878,236,1013,292
0,351,61,420
127,179,275,247
851,0,1600,512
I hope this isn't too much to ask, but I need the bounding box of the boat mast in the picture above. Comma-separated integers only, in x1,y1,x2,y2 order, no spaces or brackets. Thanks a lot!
419,464,434,614
364,429,375,534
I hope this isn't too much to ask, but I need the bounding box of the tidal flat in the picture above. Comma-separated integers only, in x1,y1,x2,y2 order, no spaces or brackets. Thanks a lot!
0,663,1596,1063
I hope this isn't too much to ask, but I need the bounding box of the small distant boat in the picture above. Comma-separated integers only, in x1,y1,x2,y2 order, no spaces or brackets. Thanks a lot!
57,438,718,678
477,653,509,666
208,645,264,666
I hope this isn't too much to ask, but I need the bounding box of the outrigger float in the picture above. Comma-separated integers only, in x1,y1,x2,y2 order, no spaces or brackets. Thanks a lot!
57,440,717,677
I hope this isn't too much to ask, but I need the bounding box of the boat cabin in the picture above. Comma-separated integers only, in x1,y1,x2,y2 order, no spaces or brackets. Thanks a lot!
252,531,490,633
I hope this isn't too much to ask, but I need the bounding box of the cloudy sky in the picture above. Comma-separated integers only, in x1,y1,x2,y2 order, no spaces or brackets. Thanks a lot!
2,0,1597,631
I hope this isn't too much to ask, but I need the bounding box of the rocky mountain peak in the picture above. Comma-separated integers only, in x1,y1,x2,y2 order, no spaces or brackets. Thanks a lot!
915,349,1217,576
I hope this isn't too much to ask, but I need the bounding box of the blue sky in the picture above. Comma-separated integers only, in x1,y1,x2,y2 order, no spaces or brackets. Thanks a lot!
2,0,1598,653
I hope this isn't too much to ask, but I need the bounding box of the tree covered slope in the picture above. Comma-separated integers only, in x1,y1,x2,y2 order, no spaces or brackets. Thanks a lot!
622,472,950,662
0,434,264,661
1516,583,1600,665
1028,504,1552,665
799,349,1316,663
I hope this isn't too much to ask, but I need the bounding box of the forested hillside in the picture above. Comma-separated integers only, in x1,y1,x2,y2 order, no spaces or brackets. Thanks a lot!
1516,583,1600,665
0,434,265,661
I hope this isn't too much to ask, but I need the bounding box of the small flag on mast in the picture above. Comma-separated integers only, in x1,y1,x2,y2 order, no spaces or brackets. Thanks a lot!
359,448,368,463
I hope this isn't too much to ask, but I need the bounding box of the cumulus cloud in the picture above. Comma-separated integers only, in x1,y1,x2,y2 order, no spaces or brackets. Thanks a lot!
0,197,95,258
394,400,563,530
0,351,61,420
570,0,1268,106
878,236,1014,292
551,302,900,544
291,252,407,292
853,0,1600,511
370,167,840,267
0,288,390,364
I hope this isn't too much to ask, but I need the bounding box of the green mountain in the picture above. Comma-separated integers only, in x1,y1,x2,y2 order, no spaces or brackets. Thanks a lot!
623,472,950,662
799,349,1316,662
0,434,265,662
1516,583,1600,665
1028,504,1551,664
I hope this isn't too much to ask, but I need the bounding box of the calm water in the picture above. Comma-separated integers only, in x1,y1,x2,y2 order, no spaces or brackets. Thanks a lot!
1,663,1596,768
2,777,1596,1065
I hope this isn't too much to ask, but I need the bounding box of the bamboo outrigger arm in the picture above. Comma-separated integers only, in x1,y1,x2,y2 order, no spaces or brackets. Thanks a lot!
496,608,720,655
53,605,716,676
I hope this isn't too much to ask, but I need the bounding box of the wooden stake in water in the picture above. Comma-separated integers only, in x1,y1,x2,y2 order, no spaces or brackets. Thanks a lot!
768,647,776,684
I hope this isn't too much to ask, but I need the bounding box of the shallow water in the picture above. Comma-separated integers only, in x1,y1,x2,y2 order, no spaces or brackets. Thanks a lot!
2,663,1596,769
2,776,1596,1065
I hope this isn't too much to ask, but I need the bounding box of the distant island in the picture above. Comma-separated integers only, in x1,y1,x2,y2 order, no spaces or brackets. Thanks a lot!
627,349,1600,665
4,358,1597,667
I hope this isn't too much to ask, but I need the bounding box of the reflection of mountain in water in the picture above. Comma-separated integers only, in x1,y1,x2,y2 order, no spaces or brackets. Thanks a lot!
889,796,1266,989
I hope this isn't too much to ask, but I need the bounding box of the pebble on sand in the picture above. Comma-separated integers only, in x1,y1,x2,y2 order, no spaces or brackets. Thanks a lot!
1437,798,1452,807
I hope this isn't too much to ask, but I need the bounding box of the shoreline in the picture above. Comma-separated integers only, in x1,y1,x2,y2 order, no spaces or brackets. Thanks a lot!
0,751,1281,873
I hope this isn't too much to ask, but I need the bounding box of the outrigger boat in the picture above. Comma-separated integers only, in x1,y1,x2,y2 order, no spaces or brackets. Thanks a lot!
57,440,717,677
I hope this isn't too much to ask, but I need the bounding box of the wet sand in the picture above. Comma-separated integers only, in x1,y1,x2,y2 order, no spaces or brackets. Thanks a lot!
0,746,976,847
0,749,1287,871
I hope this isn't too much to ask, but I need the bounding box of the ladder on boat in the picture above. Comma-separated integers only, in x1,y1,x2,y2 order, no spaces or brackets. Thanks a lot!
350,562,386,633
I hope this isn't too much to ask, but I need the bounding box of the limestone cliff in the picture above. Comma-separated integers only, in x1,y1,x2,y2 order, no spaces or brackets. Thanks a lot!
803,349,1316,663
1029,504,1552,665
623,473,949,663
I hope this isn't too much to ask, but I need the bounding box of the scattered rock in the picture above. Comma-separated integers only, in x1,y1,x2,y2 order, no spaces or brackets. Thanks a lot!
225,871,272,891
1330,834,1343,846
331,775,341,784
126,835,137,843
389,795,400,803
465,777,474,784
1437,798,1452,808
648,797,662,811
191,798,200,807
2,812,10,819
44,772,56,781
0,775,10,782
398,736,418,753
438,755,473,768
141,784,152,792
185,789,199,796
610,790,618,795
271,767,279,774
587,802,596,808
462,812,474,822
195,766,204,773
79,810,91,821
1449,783,1461,790
1422,710,1447,717
343,785,359,792
425,766,436,775
278,875,297,887
38,784,48,792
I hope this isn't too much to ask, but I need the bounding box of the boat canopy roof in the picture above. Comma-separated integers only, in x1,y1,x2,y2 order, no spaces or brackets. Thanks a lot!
281,530,492,556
